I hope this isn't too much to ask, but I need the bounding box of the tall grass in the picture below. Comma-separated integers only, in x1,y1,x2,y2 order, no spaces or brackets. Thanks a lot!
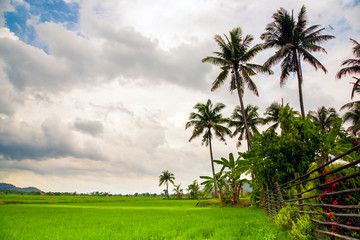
0,196,290,239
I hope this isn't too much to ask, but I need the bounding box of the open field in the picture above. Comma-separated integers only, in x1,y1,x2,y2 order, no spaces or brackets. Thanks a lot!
0,196,290,240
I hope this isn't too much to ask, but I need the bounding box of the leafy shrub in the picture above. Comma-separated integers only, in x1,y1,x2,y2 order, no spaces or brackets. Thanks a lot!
291,214,313,240
250,185,260,207
275,205,299,230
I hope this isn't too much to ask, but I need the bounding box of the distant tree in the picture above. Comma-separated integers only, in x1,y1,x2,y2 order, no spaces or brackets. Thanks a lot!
159,170,175,199
187,180,200,199
229,105,263,149
261,5,334,117
202,27,272,149
308,106,338,132
185,99,231,197
173,184,183,199
263,102,282,130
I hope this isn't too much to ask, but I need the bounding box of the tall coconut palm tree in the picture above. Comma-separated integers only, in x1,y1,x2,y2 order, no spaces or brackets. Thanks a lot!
202,27,272,149
336,38,360,79
185,99,231,196
229,105,263,149
263,102,282,130
308,106,338,132
159,170,175,199
343,104,360,137
261,5,334,117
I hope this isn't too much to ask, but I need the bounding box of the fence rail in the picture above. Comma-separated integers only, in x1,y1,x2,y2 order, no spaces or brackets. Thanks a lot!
260,144,360,240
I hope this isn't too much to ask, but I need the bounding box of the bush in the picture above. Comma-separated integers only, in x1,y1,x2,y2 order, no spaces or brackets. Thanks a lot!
274,205,298,230
250,185,260,207
291,214,313,240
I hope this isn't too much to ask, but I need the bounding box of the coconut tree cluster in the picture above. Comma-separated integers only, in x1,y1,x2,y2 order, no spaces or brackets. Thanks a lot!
184,5,359,204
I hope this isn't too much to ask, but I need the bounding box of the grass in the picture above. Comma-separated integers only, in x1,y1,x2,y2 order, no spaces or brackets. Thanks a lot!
0,195,290,240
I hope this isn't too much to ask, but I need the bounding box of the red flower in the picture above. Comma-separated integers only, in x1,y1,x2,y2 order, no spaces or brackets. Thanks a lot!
332,182,338,187
346,222,351,225
324,190,329,193
328,212,333,218
318,194,324,200
322,170,329,174
333,200,338,205
326,178,333,183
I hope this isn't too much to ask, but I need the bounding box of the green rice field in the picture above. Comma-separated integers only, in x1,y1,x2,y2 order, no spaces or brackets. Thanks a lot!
0,195,290,240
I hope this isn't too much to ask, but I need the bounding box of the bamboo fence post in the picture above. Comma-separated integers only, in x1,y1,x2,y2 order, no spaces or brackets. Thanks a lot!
294,172,303,211
266,184,273,217
275,181,285,209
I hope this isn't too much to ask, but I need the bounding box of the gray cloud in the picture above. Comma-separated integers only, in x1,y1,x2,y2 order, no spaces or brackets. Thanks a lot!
73,119,104,137
0,20,213,96
0,117,105,161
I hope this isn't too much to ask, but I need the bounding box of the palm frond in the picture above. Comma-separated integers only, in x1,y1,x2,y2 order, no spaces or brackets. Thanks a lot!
300,48,327,72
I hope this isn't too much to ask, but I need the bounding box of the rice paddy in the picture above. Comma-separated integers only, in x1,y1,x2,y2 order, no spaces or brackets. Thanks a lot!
0,196,290,239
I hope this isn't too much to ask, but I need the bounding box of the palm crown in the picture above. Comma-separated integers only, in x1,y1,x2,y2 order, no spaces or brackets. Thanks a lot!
261,5,334,117
159,170,175,199
185,99,231,146
343,104,360,137
263,102,282,130
202,27,272,148
308,106,338,132
229,105,263,148
337,39,360,110
202,27,271,95
336,38,360,79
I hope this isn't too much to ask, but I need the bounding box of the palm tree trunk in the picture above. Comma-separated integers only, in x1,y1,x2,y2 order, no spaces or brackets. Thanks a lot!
295,51,306,118
235,69,252,150
208,133,218,197
166,181,169,199
236,85,251,150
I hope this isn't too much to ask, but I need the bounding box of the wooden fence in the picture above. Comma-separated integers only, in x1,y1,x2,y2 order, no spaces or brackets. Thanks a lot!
260,144,360,240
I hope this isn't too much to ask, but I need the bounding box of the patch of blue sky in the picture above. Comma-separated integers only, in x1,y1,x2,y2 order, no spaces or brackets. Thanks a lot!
4,0,79,47
344,0,360,8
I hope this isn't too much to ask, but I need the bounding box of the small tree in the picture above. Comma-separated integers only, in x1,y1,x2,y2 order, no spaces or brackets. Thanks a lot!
173,184,183,199
187,180,200,199
159,170,175,199
201,152,251,204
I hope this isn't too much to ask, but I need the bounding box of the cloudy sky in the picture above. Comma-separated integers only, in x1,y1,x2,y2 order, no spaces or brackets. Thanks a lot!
0,0,359,194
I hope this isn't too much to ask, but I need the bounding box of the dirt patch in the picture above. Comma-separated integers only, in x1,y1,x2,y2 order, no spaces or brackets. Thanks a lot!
228,202,254,208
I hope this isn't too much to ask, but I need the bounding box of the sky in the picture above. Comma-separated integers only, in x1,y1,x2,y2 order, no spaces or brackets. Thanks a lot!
0,0,359,194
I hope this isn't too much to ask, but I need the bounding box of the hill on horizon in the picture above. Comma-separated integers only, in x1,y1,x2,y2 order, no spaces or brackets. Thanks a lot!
0,183,41,192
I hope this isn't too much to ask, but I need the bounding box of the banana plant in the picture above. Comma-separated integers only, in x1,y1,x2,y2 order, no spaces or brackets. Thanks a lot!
201,152,252,204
